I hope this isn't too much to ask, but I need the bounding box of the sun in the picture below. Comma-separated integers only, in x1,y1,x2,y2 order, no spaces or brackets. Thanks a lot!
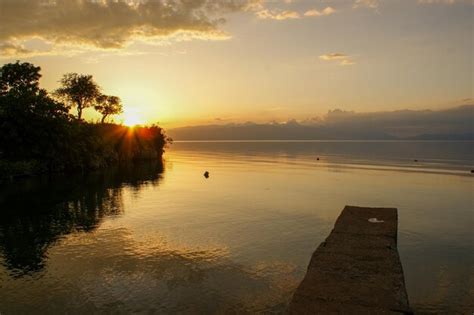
122,110,143,127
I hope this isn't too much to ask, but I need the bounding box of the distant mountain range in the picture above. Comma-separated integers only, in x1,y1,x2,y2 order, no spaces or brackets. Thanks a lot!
168,105,474,141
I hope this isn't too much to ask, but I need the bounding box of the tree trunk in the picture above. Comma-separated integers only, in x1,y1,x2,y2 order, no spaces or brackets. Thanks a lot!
101,115,107,123
77,99,83,120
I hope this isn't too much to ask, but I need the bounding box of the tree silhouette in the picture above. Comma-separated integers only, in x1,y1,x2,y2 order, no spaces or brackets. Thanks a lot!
0,61,168,177
0,62,72,170
0,61,41,97
95,95,123,123
55,73,101,120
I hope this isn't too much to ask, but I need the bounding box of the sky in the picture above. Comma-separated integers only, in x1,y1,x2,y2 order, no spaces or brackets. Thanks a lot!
0,0,472,127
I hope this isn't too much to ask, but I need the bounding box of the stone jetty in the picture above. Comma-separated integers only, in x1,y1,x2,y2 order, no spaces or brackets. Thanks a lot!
289,206,412,314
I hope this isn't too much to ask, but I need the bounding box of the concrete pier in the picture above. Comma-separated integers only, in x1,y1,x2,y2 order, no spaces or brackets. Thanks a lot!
289,206,412,314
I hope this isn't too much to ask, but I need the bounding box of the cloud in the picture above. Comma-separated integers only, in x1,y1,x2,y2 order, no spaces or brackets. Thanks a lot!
0,43,34,57
304,7,337,17
2,0,467,58
320,53,355,65
340,59,355,66
353,0,471,10
256,5,337,21
419,0,474,4
0,40,149,60
0,0,259,57
256,9,300,20
418,0,460,3
0,41,73,58
319,53,349,61
353,0,380,9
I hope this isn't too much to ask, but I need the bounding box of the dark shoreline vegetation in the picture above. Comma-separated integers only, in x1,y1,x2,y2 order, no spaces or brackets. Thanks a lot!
0,61,170,179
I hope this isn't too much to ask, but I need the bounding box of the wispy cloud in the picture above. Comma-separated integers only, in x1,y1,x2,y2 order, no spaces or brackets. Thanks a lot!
418,0,459,4
304,7,337,17
0,43,34,57
340,59,355,66
256,9,300,20
319,53,348,61
256,4,337,20
353,0,470,10
0,40,152,60
0,41,82,59
320,53,355,66
353,0,380,9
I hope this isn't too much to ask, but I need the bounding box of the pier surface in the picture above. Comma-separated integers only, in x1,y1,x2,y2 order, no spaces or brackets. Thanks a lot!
289,206,411,314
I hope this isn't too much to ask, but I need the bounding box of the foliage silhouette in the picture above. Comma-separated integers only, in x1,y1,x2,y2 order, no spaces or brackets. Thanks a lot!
55,73,101,120
0,62,41,97
0,61,169,178
95,94,123,123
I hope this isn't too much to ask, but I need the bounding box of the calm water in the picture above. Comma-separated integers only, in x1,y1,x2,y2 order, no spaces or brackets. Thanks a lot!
0,141,473,314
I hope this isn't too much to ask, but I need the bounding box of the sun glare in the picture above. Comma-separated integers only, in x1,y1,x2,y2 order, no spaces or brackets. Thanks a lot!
123,110,143,127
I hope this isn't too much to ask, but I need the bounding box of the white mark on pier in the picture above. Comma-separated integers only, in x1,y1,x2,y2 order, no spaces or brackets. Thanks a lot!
368,218,384,223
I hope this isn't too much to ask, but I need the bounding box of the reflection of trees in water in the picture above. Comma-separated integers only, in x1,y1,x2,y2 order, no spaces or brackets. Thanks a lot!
0,160,164,275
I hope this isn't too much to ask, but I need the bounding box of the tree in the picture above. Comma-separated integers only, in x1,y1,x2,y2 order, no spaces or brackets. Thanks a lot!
55,73,101,120
0,61,69,120
0,62,71,165
95,95,123,123
0,61,41,97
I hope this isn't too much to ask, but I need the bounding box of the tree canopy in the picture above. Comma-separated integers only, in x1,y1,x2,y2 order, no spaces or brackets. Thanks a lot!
0,61,41,97
0,62,71,165
95,95,123,123
55,73,101,120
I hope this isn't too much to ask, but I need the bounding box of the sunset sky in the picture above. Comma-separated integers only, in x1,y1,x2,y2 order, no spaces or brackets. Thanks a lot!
0,0,472,127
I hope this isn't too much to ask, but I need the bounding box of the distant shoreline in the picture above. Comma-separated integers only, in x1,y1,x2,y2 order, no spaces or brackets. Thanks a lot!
171,139,474,143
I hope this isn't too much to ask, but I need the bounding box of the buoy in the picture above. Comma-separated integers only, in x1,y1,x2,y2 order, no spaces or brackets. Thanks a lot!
204,171,209,178
414,159,418,162
316,157,320,161
470,170,474,174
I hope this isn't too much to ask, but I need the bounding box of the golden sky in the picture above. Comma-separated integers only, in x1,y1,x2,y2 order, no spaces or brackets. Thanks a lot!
0,0,472,127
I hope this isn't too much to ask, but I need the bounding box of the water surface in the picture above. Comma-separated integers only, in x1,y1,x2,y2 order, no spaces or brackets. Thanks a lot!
0,141,472,314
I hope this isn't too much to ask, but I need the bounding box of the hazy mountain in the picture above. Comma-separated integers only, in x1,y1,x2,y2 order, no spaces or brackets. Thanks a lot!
168,105,474,141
